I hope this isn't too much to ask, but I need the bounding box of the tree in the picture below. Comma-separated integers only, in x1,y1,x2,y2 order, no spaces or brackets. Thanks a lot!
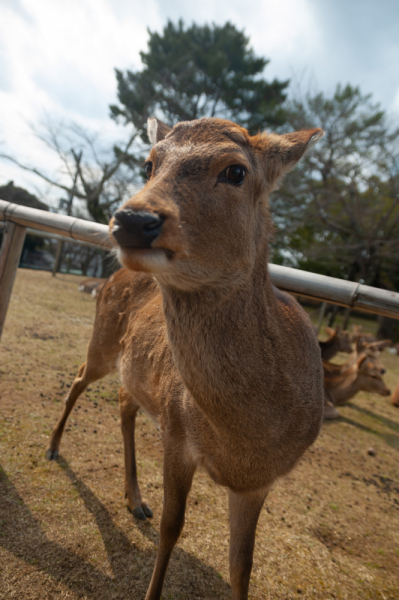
110,20,288,136
0,118,145,225
270,84,399,292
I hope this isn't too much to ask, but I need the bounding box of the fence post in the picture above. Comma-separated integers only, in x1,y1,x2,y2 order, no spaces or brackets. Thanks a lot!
316,301,327,335
0,220,27,339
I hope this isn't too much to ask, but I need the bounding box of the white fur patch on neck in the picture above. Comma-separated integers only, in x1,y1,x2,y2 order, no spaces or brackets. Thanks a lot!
148,117,158,146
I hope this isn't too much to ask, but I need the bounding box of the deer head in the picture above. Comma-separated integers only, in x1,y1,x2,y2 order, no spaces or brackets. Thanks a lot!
324,326,352,353
110,117,323,290
356,353,391,396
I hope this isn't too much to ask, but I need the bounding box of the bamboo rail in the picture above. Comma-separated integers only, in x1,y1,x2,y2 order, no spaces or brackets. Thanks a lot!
1,199,399,337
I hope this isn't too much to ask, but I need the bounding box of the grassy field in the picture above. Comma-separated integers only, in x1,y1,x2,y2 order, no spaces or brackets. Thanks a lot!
1,268,399,600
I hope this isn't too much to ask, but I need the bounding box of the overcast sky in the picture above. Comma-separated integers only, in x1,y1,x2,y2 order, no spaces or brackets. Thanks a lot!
1,0,398,201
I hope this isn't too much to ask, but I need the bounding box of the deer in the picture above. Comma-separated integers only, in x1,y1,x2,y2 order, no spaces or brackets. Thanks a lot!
323,350,390,419
46,117,325,600
348,324,391,351
78,277,104,297
355,337,391,355
319,325,352,360
391,380,399,407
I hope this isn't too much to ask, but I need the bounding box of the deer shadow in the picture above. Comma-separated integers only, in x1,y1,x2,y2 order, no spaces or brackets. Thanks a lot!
348,403,399,433
338,413,399,451
0,459,230,599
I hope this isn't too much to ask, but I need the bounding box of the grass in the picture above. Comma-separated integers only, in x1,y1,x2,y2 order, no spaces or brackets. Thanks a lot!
1,269,399,599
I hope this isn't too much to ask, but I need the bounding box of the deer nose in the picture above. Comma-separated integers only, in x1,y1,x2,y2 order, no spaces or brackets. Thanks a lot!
112,209,165,248
381,368,386,375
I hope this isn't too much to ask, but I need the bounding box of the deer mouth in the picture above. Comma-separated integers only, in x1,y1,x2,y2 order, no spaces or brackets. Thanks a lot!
116,246,175,274
109,209,178,272
379,389,391,396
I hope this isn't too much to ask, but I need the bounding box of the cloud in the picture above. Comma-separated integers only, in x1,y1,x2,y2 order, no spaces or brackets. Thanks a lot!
0,0,398,200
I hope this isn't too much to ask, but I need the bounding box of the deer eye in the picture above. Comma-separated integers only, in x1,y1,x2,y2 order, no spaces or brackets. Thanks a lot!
218,165,247,186
144,162,153,179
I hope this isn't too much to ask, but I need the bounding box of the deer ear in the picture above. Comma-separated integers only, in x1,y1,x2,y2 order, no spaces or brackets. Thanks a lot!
147,117,172,146
258,128,324,187
370,339,392,351
325,326,335,338
357,353,368,369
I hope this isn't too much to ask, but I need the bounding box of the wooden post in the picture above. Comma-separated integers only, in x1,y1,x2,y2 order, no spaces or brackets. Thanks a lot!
316,301,327,335
0,220,27,339
52,239,64,276
343,307,352,330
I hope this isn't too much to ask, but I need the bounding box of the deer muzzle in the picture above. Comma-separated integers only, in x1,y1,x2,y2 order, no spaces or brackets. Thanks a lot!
112,209,165,249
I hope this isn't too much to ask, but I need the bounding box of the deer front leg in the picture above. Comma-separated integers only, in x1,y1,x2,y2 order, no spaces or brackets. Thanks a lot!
119,387,153,520
228,487,268,600
145,442,196,600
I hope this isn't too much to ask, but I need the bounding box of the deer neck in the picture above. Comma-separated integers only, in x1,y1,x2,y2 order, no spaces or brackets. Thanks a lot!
328,372,360,405
158,253,276,429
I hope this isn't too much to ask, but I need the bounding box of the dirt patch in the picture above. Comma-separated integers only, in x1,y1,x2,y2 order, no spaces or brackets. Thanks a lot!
1,269,399,599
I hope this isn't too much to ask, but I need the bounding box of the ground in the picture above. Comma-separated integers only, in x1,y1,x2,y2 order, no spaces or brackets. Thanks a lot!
1,269,399,600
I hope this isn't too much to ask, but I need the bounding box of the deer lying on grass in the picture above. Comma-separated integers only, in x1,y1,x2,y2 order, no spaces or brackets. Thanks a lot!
46,117,325,599
355,337,391,355
319,326,352,360
391,380,399,407
349,324,390,350
78,278,104,297
323,350,390,419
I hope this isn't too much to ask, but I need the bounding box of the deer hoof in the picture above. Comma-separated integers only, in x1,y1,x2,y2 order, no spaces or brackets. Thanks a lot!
142,503,153,518
132,506,147,520
323,402,340,420
45,448,59,460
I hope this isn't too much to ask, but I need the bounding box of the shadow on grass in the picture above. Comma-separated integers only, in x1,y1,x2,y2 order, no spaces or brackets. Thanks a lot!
349,404,399,433
0,459,230,599
339,416,399,451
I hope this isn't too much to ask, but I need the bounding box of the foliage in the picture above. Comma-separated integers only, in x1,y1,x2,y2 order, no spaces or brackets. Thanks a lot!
270,84,399,289
110,20,288,137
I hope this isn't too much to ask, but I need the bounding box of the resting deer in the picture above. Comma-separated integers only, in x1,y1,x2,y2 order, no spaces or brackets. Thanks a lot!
355,337,391,355
391,380,399,407
319,326,352,360
46,117,324,599
349,324,389,350
323,351,390,419
78,278,104,297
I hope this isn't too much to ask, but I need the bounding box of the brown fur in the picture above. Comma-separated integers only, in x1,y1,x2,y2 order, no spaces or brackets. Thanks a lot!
47,117,325,599
391,380,399,407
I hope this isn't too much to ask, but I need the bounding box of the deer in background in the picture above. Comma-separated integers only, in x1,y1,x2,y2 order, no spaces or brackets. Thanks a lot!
78,278,105,297
319,326,352,360
391,380,399,407
355,337,391,355
46,117,325,600
348,324,391,350
323,350,390,419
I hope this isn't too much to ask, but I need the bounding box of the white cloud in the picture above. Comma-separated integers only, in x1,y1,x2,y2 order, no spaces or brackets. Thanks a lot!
0,0,162,198
0,0,398,201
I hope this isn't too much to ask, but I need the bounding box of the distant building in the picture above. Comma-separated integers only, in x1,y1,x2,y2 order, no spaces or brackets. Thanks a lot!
0,181,108,277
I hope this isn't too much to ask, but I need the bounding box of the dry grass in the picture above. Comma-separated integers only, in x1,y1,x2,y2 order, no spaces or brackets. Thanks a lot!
1,269,399,600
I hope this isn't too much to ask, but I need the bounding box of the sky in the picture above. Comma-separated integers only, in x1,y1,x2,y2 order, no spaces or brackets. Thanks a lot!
0,0,398,204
